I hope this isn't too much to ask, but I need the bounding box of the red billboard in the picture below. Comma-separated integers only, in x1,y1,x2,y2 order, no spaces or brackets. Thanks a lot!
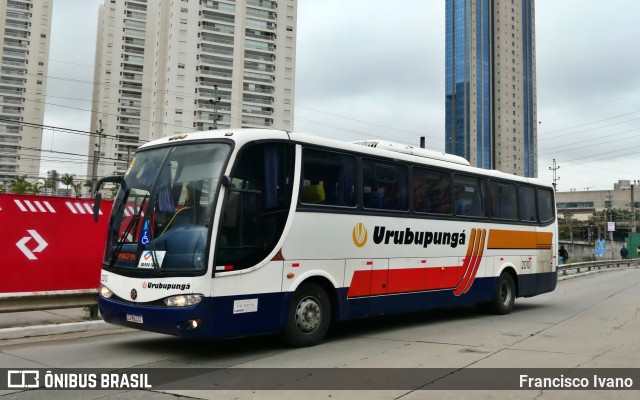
0,194,114,294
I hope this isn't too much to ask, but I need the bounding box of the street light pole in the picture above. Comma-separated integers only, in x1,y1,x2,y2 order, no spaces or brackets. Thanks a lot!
91,119,104,187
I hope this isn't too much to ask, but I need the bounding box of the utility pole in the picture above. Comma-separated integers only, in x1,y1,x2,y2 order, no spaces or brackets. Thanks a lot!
209,85,221,130
548,159,560,191
632,182,637,234
91,119,104,190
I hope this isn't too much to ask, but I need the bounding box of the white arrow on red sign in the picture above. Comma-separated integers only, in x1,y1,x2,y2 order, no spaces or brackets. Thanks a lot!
16,230,48,260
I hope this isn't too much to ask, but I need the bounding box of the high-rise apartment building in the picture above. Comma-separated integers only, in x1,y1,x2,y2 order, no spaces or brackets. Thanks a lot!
0,0,53,186
87,0,297,178
445,0,537,177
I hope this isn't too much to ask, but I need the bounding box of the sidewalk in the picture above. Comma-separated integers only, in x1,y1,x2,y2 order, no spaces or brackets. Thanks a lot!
0,307,124,341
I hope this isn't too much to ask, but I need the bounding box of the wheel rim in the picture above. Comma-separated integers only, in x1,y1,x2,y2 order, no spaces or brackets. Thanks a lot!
295,296,322,333
499,280,513,306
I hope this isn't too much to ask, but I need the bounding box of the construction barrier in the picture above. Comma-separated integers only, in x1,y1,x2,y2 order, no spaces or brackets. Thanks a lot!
0,194,113,296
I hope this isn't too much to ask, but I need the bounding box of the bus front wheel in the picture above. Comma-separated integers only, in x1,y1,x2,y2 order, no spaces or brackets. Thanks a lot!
283,282,330,347
491,272,516,315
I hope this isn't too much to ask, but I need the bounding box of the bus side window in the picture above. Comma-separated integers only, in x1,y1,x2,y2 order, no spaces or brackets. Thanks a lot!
362,159,408,211
489,181,518,220
413,167,451,214
301,148,356,207
454,175,486,217
518,185,537,222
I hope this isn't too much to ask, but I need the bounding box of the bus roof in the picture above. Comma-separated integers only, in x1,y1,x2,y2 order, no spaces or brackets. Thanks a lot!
138,129,553,189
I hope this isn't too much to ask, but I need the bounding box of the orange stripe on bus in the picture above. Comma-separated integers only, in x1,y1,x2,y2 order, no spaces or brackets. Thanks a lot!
487,230,552,250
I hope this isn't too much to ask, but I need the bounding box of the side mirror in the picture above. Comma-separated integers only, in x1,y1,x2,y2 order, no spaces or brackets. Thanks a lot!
93,193,102,223
221,175,231,188
92,175,123,223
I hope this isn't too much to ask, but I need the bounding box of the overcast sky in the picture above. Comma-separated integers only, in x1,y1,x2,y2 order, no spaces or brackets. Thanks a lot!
41,0,640,191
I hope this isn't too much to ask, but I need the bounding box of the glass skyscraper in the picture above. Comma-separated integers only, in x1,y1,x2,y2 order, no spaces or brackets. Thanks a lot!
445,0,537,177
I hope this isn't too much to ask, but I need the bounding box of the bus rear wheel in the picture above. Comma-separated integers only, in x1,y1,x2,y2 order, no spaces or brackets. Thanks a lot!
490,272,516,315
283,282,330,347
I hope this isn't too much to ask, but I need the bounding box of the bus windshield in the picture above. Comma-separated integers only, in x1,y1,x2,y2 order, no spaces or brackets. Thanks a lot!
104,142,231,275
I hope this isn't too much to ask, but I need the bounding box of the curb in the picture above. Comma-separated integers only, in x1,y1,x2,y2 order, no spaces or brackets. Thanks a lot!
0,320,124,341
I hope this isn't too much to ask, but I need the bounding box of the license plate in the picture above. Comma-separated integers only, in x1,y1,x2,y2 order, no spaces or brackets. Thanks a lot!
126,314,143,324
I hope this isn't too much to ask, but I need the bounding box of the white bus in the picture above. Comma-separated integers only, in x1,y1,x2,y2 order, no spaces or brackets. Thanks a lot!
96,129,557,347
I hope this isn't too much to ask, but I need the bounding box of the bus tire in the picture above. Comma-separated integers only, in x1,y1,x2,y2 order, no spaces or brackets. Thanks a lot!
283,282,331,347
491,272,515,315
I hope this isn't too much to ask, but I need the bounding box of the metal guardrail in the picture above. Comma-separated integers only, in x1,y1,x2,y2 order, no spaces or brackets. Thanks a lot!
558,258,640,276
0,289,99,318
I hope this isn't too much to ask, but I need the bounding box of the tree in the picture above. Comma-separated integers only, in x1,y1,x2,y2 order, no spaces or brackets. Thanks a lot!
83,180,94,197
72,182,83,198
30,182,42,195
60,173,75,194
43,177,56,196
9,176,32,194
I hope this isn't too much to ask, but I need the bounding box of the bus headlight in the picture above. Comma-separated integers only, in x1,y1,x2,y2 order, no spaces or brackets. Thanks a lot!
164,294,203,307
100,285,113,299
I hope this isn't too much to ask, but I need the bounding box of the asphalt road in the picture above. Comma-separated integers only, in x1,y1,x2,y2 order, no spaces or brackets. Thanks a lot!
1,268,640,399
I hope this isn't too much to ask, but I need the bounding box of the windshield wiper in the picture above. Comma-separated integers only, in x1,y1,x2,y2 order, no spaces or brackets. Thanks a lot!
109,194,148,269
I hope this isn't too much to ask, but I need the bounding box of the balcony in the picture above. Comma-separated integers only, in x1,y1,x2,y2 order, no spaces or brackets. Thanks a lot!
241,115,273,127
247,0,277,10
242,105,273,116
245,50,275,63
246,18,276,31
120,99,141,108
2,48,27,58
201,32,234,46
245,28,276,41
7,1,30,11
201,21,234,35
123,46,145,56
201,10,235,24
122,72,143,82
4,39,28,49
5,21,29,30
4,29,28,39
122,63,144,73
200,54,233,68
123,55,144,64
124,37,145,46
247,7,277,20
244,60,275,73
0,77,24,86
200,43,234,57
243,71,274,83
120,91,142,99
198,78,232,90
2,58,26,66
243,94,274,105
119,117,141,126
243,83,274,94
245,39,276,52
6,10,30,20
202,1,236,14
0,96,23,105
199,86,233,98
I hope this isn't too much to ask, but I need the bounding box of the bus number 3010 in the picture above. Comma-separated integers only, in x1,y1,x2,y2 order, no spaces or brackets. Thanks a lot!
521,260,532,270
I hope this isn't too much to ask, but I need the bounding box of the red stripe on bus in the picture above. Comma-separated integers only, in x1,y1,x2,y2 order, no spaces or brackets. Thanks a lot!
453,228,481,296
461,229,486,295
347,266,465,298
